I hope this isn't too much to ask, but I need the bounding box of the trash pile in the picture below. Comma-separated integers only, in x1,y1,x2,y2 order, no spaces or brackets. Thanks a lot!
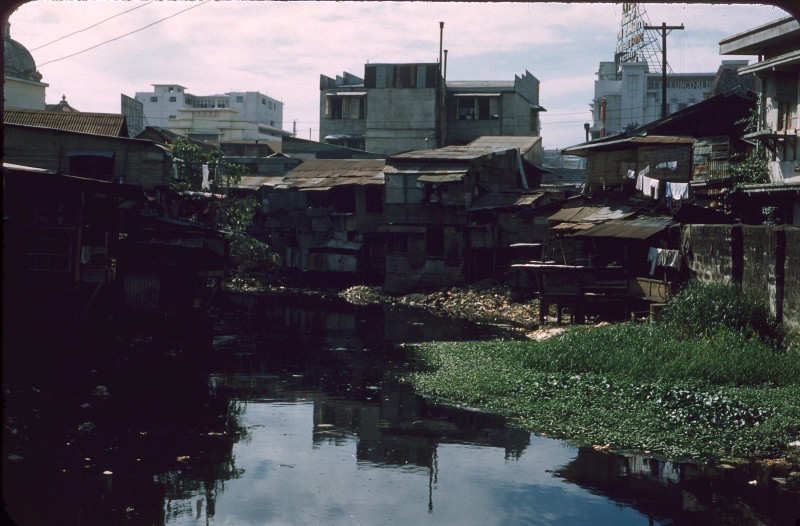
340,280,541,330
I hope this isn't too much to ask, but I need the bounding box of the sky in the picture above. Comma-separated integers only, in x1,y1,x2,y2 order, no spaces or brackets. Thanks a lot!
6,1,791,150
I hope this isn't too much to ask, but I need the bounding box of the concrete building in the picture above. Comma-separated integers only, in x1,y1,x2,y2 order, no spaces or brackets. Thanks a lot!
319,64,544,156
589,60,718,140
720,15,800,226
3,19,47,110
133,84,288,143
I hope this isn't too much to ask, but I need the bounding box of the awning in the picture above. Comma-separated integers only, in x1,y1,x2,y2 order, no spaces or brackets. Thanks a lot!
738,50,800,75
417,173,464,183
326,91,367,97
571,217,673,239
453,93,501,97
67,149,115,158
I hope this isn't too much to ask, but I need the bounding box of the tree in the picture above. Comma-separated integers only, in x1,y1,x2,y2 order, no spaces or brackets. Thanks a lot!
168,138,279,275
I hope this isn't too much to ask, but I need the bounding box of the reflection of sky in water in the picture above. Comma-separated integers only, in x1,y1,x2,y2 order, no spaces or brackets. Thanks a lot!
164,402,661,526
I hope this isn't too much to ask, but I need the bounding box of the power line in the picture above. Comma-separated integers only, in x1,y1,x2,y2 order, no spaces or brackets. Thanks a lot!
37,1,210,69
28,1,154,53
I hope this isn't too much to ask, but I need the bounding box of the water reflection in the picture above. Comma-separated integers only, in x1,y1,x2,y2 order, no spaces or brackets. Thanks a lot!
4,290,799,525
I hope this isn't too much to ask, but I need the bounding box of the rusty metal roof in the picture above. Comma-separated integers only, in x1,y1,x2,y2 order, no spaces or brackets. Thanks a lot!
236,176,286,190
548,205,635,223
390,145,517,161
467,136,542,155
571,216,674,239
470,191,547,210
279,159,385,190
562,135,694,156
4,109,129,137
385,164,469,178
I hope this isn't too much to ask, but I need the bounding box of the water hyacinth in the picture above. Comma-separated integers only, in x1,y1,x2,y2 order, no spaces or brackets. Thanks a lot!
407,281,800,462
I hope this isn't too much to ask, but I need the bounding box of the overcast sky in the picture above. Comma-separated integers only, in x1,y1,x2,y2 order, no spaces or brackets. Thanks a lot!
7,1,790,149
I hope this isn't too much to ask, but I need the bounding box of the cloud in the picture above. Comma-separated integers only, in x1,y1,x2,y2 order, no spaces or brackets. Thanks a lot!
8,1,788,148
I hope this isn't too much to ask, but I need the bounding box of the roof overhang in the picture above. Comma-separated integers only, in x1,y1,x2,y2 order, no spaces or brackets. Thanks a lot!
738,49,800,75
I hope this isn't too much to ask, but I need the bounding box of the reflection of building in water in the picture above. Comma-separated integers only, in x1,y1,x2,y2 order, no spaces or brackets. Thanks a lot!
557,445,800,524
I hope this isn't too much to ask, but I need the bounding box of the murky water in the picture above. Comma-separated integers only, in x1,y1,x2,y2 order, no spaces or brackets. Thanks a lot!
3,290,799,525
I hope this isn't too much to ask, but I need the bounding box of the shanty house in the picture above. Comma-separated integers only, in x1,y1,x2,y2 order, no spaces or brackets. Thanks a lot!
3,109,173,189
382,144,536,292
266,159,387,279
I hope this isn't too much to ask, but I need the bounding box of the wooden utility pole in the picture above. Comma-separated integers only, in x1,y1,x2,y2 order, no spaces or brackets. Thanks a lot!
645,22,684,119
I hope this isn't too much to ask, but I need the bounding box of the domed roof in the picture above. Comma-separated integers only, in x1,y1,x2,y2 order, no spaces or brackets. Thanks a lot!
4,21,42,82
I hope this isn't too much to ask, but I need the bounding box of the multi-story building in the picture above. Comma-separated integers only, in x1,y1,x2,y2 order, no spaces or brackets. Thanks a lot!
720,15,800,226
133,84,287,143
319,64,544,156
588,61,719,139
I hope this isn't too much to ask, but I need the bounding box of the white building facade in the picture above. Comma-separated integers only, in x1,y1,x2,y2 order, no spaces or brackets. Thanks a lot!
589,61,715,140
134,84,286,143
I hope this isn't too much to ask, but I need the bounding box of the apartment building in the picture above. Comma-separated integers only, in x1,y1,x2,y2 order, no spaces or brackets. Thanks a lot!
134,84,286,143
319,64,544,156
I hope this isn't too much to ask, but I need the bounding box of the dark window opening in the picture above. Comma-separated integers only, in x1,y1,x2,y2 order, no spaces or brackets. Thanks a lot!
427,227,444,258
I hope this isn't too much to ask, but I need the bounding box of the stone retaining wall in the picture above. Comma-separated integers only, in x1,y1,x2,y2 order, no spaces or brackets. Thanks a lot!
682,225,799,329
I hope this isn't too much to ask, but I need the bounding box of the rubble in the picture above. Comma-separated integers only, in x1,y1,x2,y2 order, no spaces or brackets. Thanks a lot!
339,280,542,332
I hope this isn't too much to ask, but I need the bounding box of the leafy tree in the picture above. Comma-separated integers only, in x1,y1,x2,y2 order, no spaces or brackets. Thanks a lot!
168,137,279,275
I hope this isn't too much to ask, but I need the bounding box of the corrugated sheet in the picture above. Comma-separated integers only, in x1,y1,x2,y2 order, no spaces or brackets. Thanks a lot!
237,176,286,189
549,205,634,223
390,145,516,161
563,135,694,155
418,173,464,183
4,109,128,137
280,159,385,190
470,191,547,210
468,136,542,155
384,164,469,176
571,216,673,239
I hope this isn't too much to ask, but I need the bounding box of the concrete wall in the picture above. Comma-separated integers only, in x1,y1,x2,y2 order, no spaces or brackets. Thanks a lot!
682,224,799,328
365,87,437,155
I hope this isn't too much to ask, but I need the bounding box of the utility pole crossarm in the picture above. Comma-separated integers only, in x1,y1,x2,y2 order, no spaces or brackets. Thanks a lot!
645,22,685,119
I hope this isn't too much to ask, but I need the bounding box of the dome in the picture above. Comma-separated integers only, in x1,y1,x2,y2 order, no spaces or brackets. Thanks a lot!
4,21,42,82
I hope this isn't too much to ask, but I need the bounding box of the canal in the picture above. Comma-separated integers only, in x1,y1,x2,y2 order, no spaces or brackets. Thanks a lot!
3,289,799,525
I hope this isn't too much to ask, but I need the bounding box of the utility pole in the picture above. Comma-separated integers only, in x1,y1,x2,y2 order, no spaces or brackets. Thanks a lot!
645,22,684,119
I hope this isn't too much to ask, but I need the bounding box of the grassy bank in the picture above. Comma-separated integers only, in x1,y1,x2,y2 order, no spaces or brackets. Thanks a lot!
407,282,800,463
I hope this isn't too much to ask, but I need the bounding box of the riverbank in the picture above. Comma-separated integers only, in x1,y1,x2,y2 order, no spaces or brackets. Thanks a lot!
225,277,800,471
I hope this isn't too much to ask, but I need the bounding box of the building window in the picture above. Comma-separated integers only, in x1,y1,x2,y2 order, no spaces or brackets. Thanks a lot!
270,121,274,126
457,96,498,120
775,74,799,131
168,87,174,92
325,96,366,120
627,75,638,98
262,98,266,105
385,173,424,204
169,96,176,102
168,115,176,119
236,95,244,103
150,96,158,102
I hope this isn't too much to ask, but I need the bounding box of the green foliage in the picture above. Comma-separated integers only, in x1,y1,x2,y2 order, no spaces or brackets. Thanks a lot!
167,137,278,275
405,281,800,461
657,281,790,350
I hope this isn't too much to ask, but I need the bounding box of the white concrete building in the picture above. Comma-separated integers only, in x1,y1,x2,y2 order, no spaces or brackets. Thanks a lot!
134,84,287,143
589,61,716,140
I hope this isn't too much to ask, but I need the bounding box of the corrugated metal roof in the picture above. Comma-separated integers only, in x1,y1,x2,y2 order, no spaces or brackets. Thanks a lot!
236,176,286,189
562,135,694,156
390,145,516,161
4,109,128,137
470,191,547,210
418,173,465,183
447,80,515,89
280,159,385,190
467,136,542,155
571,216,674,239
385,164,469,177
548,205,634,223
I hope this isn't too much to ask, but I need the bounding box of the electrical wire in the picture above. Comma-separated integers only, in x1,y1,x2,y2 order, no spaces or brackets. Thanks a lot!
28,1,155,53
37,1,210,69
